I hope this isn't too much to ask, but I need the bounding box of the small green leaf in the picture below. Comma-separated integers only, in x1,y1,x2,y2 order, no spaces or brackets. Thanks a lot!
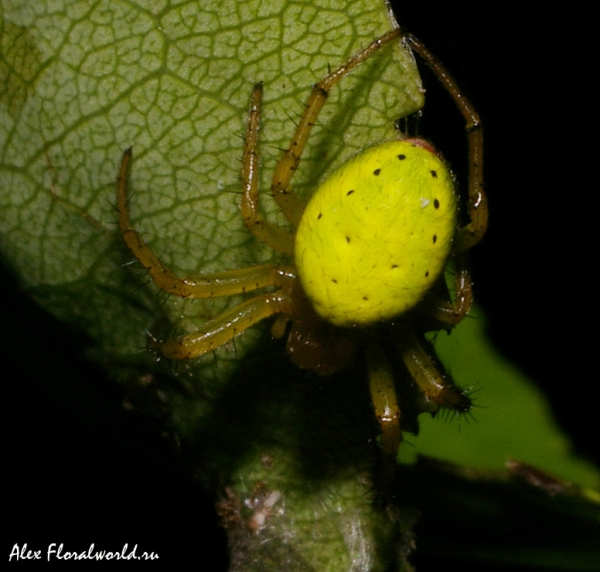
411,314,600,490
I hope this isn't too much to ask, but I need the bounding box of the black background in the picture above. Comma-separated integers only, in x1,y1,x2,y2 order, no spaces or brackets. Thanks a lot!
4,3,595,570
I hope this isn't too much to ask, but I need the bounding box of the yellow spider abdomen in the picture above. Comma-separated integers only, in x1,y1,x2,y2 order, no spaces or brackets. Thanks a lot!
295,139,457,327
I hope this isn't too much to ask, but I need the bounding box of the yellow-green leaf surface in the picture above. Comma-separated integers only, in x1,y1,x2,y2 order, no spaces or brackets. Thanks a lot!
2,1,599,570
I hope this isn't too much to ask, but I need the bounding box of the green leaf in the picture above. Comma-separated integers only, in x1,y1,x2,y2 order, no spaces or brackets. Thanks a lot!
404,315,600,569
410,314,600,490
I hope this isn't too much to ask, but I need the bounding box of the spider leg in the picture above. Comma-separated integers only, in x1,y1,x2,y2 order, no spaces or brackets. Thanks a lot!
406,34,488,252
158,289,295,360
394,323,471,413
241,83,296,256
271,28,403,228
118,148,295,299
420,253,474,328
365,341,401,475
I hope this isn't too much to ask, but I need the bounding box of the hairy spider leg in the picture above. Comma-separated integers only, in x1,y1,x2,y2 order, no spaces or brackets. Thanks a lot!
401,34,487,328
241,83,296,257
267,28,404,228
368,322,471,482
406,34,487,253
365,342,401,477
394,323,471,413
241,29,405,255
117,148,298,359
419,254,474,328
159,282,296,360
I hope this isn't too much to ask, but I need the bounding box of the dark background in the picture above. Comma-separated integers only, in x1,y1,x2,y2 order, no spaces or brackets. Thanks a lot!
4,4,594,570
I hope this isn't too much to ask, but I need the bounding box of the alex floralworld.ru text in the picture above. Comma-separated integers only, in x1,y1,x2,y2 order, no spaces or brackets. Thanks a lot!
8,543,158,561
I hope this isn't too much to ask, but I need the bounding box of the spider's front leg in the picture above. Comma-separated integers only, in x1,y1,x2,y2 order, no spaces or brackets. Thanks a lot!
270,29,403,228
117,148,298,360
401,35,487,331
241,83,296,257
406,34,488,253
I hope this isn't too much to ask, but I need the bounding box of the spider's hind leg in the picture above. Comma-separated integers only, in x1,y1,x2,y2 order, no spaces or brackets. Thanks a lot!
394,323,471,415
365,341,402,490
158,286,296,360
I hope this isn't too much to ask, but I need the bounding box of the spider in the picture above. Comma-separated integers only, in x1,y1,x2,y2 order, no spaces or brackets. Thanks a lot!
117,28,487,475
